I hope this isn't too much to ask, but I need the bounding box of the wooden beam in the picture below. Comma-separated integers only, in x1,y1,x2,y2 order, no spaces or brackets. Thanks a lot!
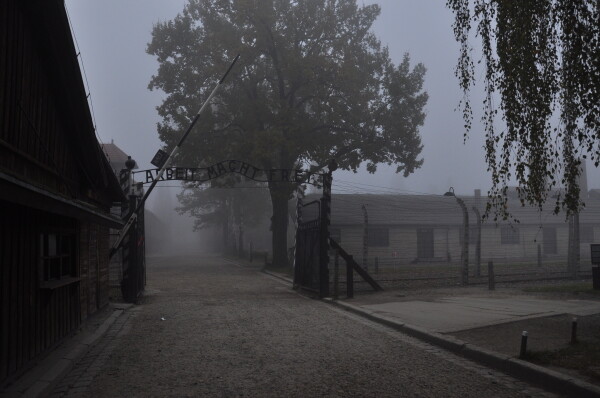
329,238,383,292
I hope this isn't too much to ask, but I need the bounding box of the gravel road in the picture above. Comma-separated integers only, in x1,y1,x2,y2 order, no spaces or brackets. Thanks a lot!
72,255,557,397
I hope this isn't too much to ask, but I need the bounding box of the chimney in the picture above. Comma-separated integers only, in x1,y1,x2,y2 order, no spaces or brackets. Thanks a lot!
474,189,481,207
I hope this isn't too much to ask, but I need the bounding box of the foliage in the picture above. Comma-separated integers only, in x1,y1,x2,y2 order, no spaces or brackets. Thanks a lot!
176,177,271,249
177,180,270,228
147,0,428,264
447,0,600,219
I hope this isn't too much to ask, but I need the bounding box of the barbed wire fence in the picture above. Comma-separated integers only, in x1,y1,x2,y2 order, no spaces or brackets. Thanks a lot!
320,179,597,293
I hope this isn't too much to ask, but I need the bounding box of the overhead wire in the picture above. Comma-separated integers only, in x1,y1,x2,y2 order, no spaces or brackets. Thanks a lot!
64,4,105,149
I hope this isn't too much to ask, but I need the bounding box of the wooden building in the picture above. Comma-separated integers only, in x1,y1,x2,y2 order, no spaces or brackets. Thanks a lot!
0,0,125,386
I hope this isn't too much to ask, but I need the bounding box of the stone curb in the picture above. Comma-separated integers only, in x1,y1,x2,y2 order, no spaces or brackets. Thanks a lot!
325,298,600,398
261,269,294,284
19,308,125,398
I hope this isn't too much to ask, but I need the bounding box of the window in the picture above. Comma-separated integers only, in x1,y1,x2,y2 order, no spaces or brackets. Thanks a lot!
368,228,389,247
40,232,76,283
543,227,557,254
417,229,434,258
580,225,594,243
501,226,519,245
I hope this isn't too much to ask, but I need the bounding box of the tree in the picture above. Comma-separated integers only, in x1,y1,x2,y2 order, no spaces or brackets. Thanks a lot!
176,177,271,251
447,1,600,219
148,0,428,267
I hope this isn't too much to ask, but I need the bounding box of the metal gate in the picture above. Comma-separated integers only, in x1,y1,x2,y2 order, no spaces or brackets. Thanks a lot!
293,171,333,297
294,200,322,293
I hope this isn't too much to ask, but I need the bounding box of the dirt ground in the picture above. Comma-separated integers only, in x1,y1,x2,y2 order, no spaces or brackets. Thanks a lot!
451,312,600,385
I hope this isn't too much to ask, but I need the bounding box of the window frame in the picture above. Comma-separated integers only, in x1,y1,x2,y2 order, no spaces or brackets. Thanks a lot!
39,228,79,289
367,227,389,247
417,228,434,259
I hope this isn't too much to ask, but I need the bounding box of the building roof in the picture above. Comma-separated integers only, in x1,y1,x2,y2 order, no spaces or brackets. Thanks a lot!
300,193,600,227
26,0,125,202
101,141,138,174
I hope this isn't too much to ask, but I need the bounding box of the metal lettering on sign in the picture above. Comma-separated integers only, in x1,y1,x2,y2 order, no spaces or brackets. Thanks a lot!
134,160,322,185
150,149,168,168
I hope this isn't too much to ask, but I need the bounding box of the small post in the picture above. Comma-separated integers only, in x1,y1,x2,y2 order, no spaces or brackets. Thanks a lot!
347,255,354,299
249,241,253,263
537,244,542,267
265,252,268,267
488,261,495,291
571,317,578,344
519,331,528,358
333,251,339,300
375,256,379,274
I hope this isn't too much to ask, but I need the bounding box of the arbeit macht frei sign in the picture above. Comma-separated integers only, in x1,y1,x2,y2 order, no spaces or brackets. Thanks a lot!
135,160,321,185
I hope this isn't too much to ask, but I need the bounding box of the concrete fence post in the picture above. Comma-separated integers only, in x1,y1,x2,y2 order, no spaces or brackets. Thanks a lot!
334,252,339,300
488,261,495,291
472,206,481,277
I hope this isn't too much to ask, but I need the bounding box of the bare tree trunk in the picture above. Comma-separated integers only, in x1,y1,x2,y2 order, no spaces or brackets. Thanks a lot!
269,186,290,268
221,207,229,252
574,212,580,278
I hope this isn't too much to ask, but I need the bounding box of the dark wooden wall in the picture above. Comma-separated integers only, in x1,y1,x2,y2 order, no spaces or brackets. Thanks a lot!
0,201,80,385
0,0,81,196
0,1,116,385
79,221,110,321
0,204,112,386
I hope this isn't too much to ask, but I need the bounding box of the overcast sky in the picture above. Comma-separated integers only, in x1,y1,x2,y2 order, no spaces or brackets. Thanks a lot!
64,0,599,206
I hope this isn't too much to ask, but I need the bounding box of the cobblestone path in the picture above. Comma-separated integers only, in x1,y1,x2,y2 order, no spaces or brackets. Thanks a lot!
52,255,559,397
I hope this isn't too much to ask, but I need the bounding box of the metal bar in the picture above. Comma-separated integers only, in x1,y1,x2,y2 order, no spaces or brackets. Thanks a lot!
109,54,240,258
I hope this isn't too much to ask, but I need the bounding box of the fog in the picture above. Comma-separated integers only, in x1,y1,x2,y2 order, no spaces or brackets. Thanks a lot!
64,0,600,254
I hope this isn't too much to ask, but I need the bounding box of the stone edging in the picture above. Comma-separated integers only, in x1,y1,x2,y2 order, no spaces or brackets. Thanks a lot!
261,269,294,284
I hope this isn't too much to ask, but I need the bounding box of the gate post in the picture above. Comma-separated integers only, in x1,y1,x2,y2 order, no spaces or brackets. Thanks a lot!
362,204,368,271
319,174,331,298
122,195,138,303
293,197,303,288
319,159,337,297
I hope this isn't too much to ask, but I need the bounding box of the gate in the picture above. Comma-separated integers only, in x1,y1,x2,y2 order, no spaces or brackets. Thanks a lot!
294,200,322,293
293,171,333,297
